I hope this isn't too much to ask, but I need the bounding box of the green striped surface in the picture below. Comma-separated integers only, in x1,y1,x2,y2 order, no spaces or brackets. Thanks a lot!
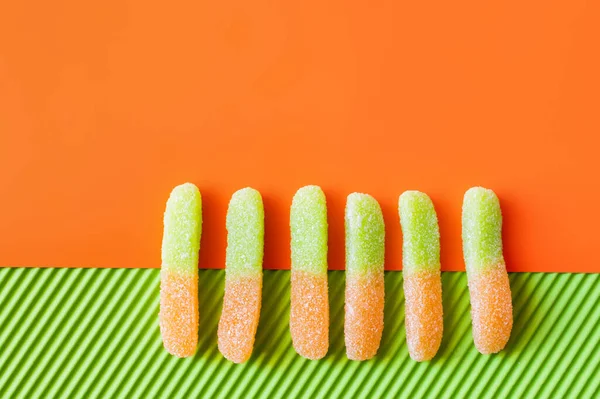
0,269,598,398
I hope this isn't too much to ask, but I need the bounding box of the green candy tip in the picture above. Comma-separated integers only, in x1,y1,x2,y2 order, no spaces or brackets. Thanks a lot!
399,189,425,198
226,187,264,277
398,190,440,273
345,192,385,275
399,190,431,211
291,185,328,274
230,187,262,202
165,183,201,212
294,185,323,196
463,186,499,204
462,186,504,271
347,191,375,203
161,182,202,273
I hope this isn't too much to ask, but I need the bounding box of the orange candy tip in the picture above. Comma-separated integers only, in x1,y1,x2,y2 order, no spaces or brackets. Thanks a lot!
468,265,513,354
218,275,262,363
344,271,384,361
159,270,199,358
290,270,329,360
403,270,443,362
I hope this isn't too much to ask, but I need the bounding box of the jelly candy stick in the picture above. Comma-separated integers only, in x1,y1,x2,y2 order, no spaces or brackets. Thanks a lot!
159,183,202,358
462,187,513,354
344,193,385,361
399,191,443,361
290,185,329,360
218,188,264,363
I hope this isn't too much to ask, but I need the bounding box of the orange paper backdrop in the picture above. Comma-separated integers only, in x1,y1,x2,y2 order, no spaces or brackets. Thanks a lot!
1,1,599,272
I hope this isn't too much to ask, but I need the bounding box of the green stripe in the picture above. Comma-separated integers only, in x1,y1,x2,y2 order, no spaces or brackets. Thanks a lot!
0,268,598,398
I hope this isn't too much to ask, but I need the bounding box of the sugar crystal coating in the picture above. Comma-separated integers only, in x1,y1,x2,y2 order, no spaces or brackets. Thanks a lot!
218,187,264,363
403,270,443,361
345,193,385,277
344,193,385,360
291,185,328,274
159,270,199,358
462,186,512,354
290,185,329,359
218,275,262,363
462,187,504,272
290,271,329,360
399,191,440,273
345,271,385,360
226,187,264,278
468,265,513,354
160,183,202,357
399,191,443,361
161,183,202,275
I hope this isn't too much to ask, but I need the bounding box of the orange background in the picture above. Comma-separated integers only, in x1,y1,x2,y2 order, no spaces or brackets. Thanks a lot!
1,1,599,272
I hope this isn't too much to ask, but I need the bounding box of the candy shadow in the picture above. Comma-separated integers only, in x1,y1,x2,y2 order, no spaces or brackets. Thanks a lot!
196,185,227,271
321,187,345,272
376,271,406,360
325,270,346,359
499,192,525,355
435,271,470,360
252,270,292,362
501,273,534,356
195,269,225,359
261,190,289,270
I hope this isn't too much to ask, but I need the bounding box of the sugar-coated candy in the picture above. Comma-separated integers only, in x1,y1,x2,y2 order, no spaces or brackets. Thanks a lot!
344,193,385,361
218,188,264,363
290,185,329,360
399,191,443,361
160,183,202,358
462,187,513,354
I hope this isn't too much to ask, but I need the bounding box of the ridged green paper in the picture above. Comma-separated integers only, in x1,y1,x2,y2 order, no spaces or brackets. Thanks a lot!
0,269,598,398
